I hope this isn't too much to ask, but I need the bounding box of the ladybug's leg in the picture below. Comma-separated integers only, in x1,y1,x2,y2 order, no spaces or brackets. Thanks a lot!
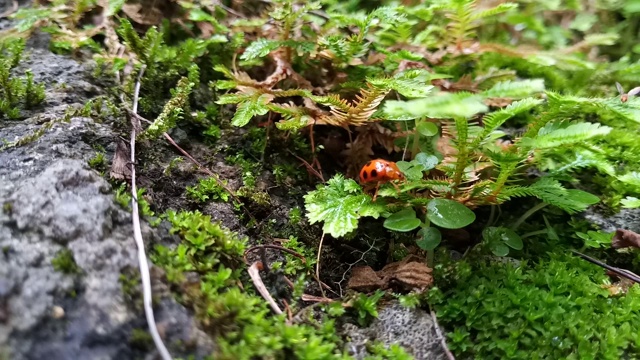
372,182,381,202
391,181,402,196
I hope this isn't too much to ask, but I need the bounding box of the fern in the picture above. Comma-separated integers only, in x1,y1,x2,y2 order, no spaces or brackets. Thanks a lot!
316,83,390,127
471,98,543,148
140,77,195,140
481,79,545,99
520,121,612,149
384,91,488,120
501,178,600,214
443,0,517,47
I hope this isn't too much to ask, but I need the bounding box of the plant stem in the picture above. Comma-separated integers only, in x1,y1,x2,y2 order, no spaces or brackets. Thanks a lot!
411,119,421,159
510,202,548,232
520,229,548,239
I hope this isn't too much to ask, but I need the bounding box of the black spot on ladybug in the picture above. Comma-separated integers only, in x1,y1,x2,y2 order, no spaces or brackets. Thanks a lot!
362,171,368,180
365,161,372,168
370,169,378,178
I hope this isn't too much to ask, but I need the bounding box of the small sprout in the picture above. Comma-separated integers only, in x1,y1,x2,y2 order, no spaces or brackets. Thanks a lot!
51,249,82,275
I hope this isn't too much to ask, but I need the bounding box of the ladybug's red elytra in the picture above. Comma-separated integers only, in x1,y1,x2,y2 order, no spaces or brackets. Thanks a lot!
359,159,405,184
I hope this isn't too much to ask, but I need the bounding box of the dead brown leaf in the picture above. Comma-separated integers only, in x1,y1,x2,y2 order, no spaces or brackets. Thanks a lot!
347,254,433,293
612,229,640,249
109,139,132,180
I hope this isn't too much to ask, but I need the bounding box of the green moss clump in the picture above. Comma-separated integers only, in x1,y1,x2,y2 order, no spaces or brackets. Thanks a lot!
119,269,143,311
151,210,350,359
129,328,153,350
186,177,230,203
0,38,45,119
88,152,107,171
429,254,640,359
51,249,82,275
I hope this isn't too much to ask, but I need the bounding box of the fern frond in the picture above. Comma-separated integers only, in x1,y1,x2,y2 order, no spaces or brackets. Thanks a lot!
270,103,313,131
500,178,598,214
319,83,390,127
482,79,545,99
384,92,488,120
471,98,543,149
521,121,612,149
469,3,518,21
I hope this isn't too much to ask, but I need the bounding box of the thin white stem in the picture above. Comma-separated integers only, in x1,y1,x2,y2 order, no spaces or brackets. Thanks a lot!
315,232,326,298
128,66,172,360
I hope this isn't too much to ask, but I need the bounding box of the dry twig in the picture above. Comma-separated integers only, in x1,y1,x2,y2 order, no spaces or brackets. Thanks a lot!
127,66,173,360
430,308,456,360
248,262,284,315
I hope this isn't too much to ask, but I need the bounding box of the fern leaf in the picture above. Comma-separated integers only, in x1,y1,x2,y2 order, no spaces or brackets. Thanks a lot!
522,122,612,149
472,98,543,148
482,79,545,99
469,3,518,21
231,94,273,127
319,84,390,127
384,92,488,120
501,178,599,214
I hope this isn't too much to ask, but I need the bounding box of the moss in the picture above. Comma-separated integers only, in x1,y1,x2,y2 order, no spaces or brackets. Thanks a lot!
0,38,45,119
429,254,640,359
88,152,107,171
119,269,143,312
2,202,12,214
186,177,230,203
51,249,82,275
151,210,350,359
129,328,153,350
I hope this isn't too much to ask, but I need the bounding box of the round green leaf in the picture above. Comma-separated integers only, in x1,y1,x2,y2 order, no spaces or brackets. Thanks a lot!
426,199,476,229
416,121,439,137
482,226,523,251
416,227,442,250
490,242,509,257
384,208,422,232
414,153,439,170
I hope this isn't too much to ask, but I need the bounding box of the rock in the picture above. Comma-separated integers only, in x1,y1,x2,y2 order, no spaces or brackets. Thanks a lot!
583,208,640,234
343,301,448,360
0,33,214,359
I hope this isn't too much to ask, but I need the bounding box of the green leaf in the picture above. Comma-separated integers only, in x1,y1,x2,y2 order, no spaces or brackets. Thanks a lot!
565,189,600,207
396,161,424,181
304,175,385,238
523,122,612,149
501,178,599,214
416,227,442,250
384,208,422,232
417,121,439,137
384,92,488,120
241,39,281,61
483,227,523,251
427,199,476,229
482,79,545,99
490,243,510,257
617,172,640,188
621,197,640,208
414,153,439,170
231,94,273,127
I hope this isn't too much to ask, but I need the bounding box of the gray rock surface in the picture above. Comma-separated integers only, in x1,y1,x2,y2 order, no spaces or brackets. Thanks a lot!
584,208,640,234
0,34,214,360
343,301,448,360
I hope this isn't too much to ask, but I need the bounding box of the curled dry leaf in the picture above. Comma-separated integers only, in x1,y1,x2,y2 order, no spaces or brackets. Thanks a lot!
347,254,434,293
612,229,640,249
109,139,132,180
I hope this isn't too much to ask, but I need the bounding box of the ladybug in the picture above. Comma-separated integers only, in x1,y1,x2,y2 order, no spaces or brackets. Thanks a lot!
360,159,405,183
359,159,405,200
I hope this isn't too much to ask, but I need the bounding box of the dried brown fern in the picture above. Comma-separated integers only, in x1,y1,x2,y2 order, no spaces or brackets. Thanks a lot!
319,84,390,127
